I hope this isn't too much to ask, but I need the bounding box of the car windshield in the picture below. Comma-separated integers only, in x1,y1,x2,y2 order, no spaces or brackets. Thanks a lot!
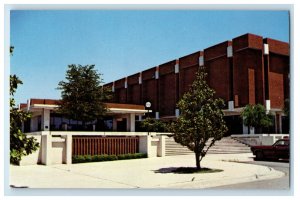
274,140,289,146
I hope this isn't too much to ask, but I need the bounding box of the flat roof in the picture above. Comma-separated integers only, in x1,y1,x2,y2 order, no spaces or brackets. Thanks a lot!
20,98,147,114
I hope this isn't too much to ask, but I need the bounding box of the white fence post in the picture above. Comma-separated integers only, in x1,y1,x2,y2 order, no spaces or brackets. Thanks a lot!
65,134,72,164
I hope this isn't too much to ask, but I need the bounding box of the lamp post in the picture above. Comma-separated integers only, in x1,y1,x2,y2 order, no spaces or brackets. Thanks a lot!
145,101,151,135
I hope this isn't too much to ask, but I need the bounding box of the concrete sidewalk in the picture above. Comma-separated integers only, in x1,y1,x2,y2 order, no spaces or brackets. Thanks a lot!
9,153,285,189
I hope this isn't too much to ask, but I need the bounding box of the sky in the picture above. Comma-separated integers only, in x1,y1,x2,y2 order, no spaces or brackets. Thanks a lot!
10,10,290,105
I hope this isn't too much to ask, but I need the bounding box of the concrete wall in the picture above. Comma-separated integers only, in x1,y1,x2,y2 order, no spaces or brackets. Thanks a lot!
21,131,166,165
231,134,289,146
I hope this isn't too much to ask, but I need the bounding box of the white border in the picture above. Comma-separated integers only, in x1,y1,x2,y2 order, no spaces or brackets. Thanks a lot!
1,1,298,199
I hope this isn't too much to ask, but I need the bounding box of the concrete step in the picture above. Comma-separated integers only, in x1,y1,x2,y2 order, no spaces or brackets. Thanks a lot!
165,136,251,156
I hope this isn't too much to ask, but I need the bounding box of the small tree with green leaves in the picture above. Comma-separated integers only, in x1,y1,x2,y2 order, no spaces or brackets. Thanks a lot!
10,76,39,164
170,67,228,170
241,104,273,134
140,118,168,132
57,64,112,129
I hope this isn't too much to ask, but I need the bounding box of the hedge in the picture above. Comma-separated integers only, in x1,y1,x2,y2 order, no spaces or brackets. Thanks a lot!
72,153,147,164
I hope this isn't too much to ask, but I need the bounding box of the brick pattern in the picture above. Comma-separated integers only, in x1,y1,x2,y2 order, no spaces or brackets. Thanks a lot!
104,33,289,118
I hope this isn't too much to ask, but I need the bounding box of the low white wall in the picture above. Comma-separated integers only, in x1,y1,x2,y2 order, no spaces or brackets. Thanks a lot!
138,135,166,158
51,137,66,165
22,131,166,165
231,134,289,146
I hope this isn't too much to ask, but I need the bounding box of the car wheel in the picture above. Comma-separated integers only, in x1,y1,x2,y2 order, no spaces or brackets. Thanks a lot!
255,151,264,161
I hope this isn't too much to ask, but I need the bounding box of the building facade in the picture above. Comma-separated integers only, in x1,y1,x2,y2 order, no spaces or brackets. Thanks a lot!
20,99,147,133
104,33,290,134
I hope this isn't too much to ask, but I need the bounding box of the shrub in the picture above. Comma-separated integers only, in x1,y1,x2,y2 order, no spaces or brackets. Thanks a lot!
72,153,147,163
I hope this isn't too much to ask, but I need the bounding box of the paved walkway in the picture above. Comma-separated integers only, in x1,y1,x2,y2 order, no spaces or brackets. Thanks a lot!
9,153,284,189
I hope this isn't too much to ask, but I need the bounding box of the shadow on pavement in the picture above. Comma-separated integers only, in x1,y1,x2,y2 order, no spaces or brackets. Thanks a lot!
10,185,29,188
153,167,178,174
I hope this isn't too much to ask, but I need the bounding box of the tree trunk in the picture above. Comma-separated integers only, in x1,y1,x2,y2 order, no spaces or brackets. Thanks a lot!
195,152,201,170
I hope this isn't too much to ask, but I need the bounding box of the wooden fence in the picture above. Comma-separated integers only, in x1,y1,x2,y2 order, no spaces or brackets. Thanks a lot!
72,136,139,156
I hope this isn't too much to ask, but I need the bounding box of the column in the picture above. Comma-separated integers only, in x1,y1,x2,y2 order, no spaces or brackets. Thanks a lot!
130,113,135,132
157,135,165,157
64,134,72,164
41,133,52,165
41,109,50,131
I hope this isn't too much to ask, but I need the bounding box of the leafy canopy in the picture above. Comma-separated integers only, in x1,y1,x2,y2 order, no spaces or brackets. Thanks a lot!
57,64,112,125
170,67,228,169
241,104,273,133
140,118,168,132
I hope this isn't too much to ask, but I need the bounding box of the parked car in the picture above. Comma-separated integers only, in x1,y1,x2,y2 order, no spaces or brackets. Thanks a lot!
251,138,289,161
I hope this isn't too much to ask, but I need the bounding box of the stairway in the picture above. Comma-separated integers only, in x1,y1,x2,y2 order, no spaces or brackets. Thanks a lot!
165,136,251,156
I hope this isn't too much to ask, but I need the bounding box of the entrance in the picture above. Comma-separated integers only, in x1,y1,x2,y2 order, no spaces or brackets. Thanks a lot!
117,118,127,131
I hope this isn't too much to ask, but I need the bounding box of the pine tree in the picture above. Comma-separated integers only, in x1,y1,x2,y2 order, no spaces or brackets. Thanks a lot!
171,66,228,170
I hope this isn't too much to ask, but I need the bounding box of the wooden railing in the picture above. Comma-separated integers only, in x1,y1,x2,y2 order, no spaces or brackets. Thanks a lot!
72,136,139,156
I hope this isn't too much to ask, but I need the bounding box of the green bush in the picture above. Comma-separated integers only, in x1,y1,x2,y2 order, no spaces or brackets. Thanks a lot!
72,153,147,164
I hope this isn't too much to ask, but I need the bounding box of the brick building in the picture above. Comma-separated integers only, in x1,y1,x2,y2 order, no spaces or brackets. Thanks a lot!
104,33,290,134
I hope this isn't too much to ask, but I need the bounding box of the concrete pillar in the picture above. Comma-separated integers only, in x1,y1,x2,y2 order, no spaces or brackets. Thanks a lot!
139,135,156,158
41,133,52,165
138,115,142,121
157,135,165,157
64,134,72,164
41,109,50,131
130,113,135,132
112,118,117,131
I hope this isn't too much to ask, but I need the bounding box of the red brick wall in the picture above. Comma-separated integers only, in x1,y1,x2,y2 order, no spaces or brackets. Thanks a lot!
205,56,231,101
248,68,256,105
127,84,141,105
232,49,265,107
142,67,158,113
232,33,264,108
268,53,289,108
159,61,176,116
103,33,289,116
179,51,200,98
204,42,231,102
204,41,232,60
264,38,289,56
269,72,284,108
127,73,141,104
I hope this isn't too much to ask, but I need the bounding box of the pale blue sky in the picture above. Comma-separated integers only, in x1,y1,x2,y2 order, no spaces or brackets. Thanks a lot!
10,10,289,105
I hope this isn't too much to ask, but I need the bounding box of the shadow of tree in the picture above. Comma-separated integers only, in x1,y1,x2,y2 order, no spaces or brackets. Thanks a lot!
153,167,222,174
153,167,179,174
10,185,29,188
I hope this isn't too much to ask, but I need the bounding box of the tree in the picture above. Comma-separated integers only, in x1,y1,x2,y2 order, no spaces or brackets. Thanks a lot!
170,67,228,170
57,64,112,128
10,48,39,164
241,104,273,134
140,118,168,132
10,76,40,164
